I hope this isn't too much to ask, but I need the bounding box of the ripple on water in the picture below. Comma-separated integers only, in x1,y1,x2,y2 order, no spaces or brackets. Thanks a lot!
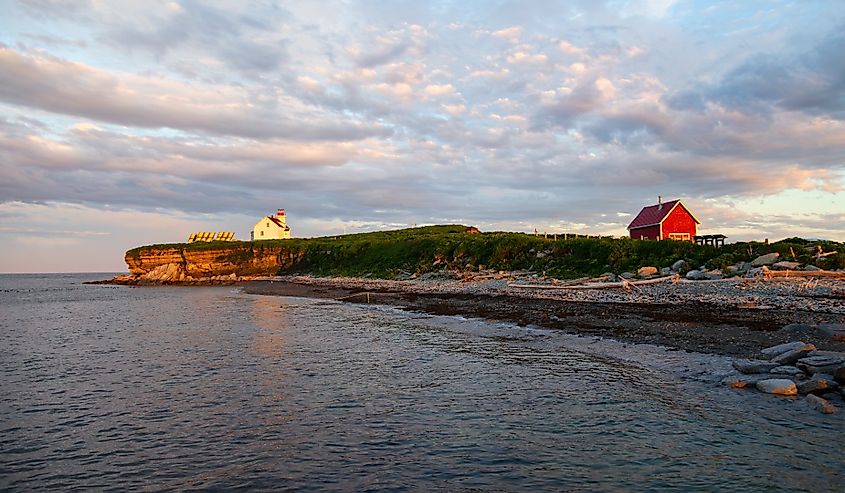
1,275,843,492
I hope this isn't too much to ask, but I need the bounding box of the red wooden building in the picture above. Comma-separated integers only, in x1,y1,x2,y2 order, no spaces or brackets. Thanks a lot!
627,198,700,241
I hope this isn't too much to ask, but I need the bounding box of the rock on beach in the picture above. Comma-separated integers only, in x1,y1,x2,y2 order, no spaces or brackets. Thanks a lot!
755,379,798,395
732,359,779,374
761,341,808,358
797,355,845,375
751,252,780,267
805,394,836,414
721,374,773,389
770,344,816,366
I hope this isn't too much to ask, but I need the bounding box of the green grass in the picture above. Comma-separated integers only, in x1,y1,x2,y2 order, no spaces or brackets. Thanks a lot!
126,225,845,279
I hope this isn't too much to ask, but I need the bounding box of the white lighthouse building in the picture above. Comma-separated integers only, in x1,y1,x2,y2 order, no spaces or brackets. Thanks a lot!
251,208,292,240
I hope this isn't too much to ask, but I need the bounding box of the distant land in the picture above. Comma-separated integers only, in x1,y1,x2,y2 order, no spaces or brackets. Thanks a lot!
120,225,845,283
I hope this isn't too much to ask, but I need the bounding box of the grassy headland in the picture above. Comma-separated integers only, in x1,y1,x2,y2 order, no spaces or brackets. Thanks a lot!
126,225,845,279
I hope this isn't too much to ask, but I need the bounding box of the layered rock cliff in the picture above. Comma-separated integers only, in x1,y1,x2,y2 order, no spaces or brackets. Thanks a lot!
124,243,305,283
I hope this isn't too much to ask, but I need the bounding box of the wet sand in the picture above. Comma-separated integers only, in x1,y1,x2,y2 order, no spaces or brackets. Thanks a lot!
242,277,845,359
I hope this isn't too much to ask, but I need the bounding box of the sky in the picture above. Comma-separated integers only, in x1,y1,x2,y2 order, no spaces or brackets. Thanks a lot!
1,0,844,273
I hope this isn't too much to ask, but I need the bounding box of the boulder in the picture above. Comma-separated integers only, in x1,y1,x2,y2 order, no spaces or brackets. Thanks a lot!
817,323,845,342
772,261,801,270
732,359,779,374
770,344,817,366
797,375,839,395
761,341,808,358
756,379,798,395
704,269,724,280
735,261,752,273
836,366,845,385
797,355,845,375
721,374,773,389
686,269,706,280
620,272,635,279
660,267,672,276
780,323,816,335
671,259,687,272
805,394,836,414
770,366,804,377
637,266,658,277
751,252,780,267
803,264,821,271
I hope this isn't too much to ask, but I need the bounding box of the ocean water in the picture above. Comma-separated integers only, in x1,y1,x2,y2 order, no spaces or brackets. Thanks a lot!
1,273,843,492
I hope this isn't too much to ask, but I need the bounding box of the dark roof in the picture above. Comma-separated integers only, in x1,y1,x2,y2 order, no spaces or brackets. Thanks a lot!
627,199,700,230
267,216,290,230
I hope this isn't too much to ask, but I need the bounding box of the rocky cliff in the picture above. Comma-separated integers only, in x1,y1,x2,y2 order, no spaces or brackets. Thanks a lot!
123,243,305,283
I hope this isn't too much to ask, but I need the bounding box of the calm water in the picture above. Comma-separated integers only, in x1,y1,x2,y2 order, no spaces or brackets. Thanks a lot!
1,274,842,492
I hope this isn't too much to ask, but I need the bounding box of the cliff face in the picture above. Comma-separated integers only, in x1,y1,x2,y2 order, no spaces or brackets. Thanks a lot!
125,243,305,282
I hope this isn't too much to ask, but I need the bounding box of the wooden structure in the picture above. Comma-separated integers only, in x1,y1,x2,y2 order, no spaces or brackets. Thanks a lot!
695,234,727,247
628,197,700,242
252,208,292,240
187,231,235,243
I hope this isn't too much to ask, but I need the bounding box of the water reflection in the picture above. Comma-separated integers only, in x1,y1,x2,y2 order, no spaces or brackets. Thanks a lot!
248,295,292,359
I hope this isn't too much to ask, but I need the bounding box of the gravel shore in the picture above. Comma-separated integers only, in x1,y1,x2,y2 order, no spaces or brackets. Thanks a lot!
242,274,845,359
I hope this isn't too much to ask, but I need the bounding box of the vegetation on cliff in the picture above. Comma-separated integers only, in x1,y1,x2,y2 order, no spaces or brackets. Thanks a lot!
125,225,845,279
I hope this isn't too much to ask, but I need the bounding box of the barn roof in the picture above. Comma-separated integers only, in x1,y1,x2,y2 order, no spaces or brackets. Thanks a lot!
627,199,700,230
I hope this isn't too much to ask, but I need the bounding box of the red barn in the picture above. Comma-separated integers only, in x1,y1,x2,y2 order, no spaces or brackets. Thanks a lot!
627,198,700,241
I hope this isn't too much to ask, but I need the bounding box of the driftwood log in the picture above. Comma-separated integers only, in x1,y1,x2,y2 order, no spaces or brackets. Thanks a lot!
764,270,845,279
509,274,681,291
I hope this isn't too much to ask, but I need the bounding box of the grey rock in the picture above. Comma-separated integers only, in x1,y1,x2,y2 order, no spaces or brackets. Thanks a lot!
686,269,706,280
817,323,845,342
797,355,845,375
761,341,808,358
746,266,769,277
620,272,635,279
660,267,672,276
770,344,817,366
756,379,798,395
637,266,658,277
772,261,801,270
751,252,780,267
780,323,816,335
836,366,845,385
808,350,845,359
797,375,839,395
721,373,774,389
735,261,752,273
704,269,724,280
671,259,687,272
803,264,821,271
770,366,804,377
805,394,836,414
732,359,779,374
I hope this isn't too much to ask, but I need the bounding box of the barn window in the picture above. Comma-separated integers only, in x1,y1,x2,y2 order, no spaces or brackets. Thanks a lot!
668,233,690,241
260,231,264,237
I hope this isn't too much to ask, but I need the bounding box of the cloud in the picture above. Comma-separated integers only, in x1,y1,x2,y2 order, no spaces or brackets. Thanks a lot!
0,47,389,141
669,25,845,119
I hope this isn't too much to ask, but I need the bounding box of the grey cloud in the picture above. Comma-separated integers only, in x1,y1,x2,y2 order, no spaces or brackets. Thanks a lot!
100,1,288,75
0,47,389,141
671,25,845,119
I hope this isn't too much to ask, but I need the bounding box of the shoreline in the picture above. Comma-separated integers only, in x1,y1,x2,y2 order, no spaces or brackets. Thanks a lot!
238,275,845,360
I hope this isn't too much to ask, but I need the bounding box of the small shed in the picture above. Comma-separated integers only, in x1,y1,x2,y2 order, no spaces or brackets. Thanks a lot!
627,198,700,242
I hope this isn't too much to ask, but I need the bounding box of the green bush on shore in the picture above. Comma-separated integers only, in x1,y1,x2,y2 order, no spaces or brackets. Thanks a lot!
126,225,845,279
